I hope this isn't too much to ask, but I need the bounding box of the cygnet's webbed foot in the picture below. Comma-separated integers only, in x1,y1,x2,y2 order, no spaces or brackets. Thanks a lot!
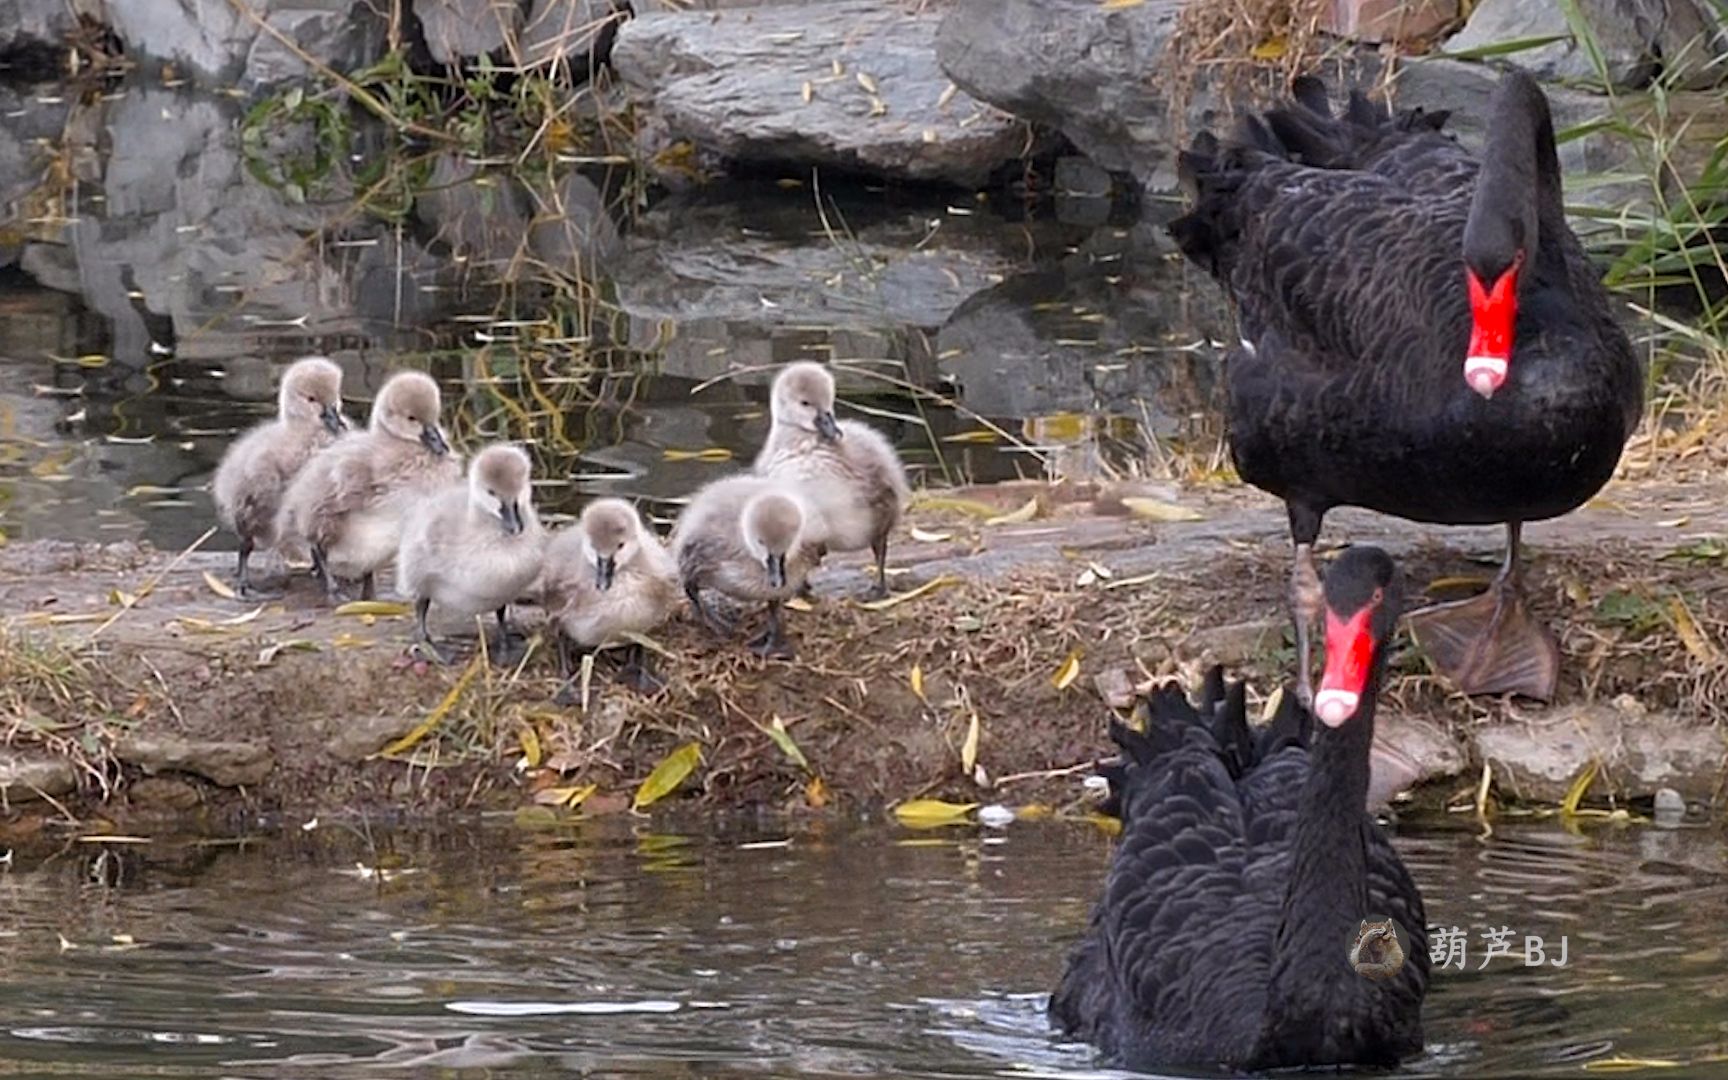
409,638,457,666
861,581,889,603
616,645,666,694
1408,578,1559,700
551,678,583,708
796,580,820,605
746,603,795,660
686,582,735,637
486,609,526,668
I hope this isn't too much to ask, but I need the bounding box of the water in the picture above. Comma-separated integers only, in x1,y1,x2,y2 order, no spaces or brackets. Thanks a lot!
0,818,1722,1077
0,79,1223,551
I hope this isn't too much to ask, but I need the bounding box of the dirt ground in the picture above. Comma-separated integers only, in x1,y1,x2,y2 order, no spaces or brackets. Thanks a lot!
2,473,1727,834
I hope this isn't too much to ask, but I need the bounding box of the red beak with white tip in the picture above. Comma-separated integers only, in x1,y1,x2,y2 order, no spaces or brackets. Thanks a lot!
1314,605,1375,727
1464,252,1523,400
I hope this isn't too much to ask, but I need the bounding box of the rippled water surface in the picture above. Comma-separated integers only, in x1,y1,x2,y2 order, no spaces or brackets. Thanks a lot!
0,818,1724,1078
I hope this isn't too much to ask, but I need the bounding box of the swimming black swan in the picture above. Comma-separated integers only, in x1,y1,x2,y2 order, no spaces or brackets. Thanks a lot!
1050,545,1429,1071
1168,68,1642,703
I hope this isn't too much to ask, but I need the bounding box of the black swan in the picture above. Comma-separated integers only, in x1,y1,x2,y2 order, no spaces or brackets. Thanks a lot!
1050,545,1429,1071
1168,68,1643,703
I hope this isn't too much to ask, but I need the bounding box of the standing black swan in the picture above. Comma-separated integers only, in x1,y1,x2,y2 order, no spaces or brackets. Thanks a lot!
1050,545,1429,1071
1169,68,1643,703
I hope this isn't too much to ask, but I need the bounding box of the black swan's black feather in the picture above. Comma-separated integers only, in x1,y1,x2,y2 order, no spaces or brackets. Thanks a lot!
1052,629,1428,1069
1169,69,1640,532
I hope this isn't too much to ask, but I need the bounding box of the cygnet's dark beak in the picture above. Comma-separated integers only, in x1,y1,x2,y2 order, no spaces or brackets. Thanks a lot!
320,403,346,436
764,552,787,589
420,423,450,456
595,554,617,591
499,500,523,536
814,410,841,442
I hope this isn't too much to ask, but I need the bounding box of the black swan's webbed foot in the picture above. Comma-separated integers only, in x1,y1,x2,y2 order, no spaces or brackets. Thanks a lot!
1291,542,1323,708
746,602,795,660
1407,523,1559,700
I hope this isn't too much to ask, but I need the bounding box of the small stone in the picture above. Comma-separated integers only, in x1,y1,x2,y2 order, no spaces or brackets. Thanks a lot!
115,735,273,788
1321,0,1458,44
325,714,421,763
0,752,77,803
130,777,201,810
1653,787,1686,817
977,804,1016,828
1183,619,1284,667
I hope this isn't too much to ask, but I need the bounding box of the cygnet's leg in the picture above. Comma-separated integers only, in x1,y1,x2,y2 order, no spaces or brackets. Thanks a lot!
412,596,454,665
311,544,343,604
865,531,891,602
360,572,377,602
746,601,795,660
616,642,666,694
685,581,734,637
487,607,526,667
234,537,285,600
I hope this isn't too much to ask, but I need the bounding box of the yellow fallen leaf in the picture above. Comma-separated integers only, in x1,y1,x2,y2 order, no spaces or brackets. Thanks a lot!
936,82,957,108
909,526,953,543
1259,684,1285,724
985,497,1039,526
201,571,239,600
1014,803,1053,820
518,723,542,769
805,775,829,808
753,716,810,771
662,447,734,463
108,589,139,608
892,798,977,828
1582,1057,1687,1072
1051,648,1082,691
334,600,412,617
910,663,926,703
1425,574,1492,594
1084,812,1122,836
533,782,597,809
1121,496,1203,522
910,493,1003,518
960,711,980,773
801,80,813,103
855,574,959,611
941,429,998,444
374,657,481,758
633,742,702,810
1667,595,1719,665
1250,35,1287,59
1100,0,1146,8
1559,758,1599,817
868,96,887,118
856,71,878,93
784,597,816,613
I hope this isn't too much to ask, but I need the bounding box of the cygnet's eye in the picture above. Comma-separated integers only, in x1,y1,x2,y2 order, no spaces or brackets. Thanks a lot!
801,399,811,408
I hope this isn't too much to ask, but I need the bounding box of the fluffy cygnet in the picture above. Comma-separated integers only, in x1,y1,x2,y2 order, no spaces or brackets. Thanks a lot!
541,497,679,695
398,443,544,665
211,356,348,594
753,361,909,599
671,474,823,659
276,369,459,601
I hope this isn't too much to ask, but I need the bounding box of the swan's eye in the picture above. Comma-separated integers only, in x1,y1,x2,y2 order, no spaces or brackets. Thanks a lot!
1370,586,1385,606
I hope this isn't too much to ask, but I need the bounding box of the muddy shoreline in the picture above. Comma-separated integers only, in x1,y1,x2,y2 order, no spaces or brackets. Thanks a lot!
2,475,1725,835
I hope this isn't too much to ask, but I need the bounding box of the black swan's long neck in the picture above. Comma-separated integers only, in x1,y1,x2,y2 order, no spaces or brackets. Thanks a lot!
1465,74,1570,286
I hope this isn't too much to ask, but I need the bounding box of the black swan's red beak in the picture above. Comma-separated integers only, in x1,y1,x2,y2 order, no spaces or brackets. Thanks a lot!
1315,603,1375,727
1464,250,1523,399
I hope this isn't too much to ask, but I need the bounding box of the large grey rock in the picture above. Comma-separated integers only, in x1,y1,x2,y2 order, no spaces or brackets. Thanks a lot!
1473,700,1725,804
612,0,1031,186
1444,0,1728,90
937,0,1725,214
0,0,99,56
0,751,78,803
115,734,275,787
416,0,524,65
611,189,1043,380
937,0,1189,184
100,0,385,88
325,714,421,762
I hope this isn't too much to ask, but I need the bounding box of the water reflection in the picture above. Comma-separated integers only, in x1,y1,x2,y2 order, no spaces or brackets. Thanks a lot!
0,820,1722,1077
0,78,1227,550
